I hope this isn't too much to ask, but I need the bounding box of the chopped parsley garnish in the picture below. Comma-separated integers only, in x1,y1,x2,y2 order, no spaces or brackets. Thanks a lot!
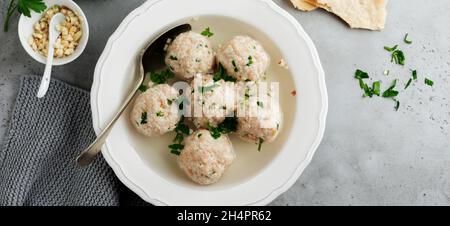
208,125,222,139
246,56,254,66
355,69,369,79
199,84,220,94
149,69,174,84
412,70,418,80
156,111,164,117
424,78,434,86
384,45,405,65
404,33,412,44
372,81,381,96
167,99,173,105
362,83,373,97
207,117,238,139
382,79,399,98
169,55,178,61
257,101,264,107
140,112,148,124
195,58,201,63
257,138,264,151
169,144,184,156
232,60,239,72
213,64,237,82
404,78,412,89
384,45,398,52
138,84,148,92
355,69,379,97
391,50,405,65
394,99,400,111
169,117,190,155
201,27,214,37
198,133,202,138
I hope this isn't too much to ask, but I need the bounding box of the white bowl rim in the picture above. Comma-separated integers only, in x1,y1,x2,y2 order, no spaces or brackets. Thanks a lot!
17,0,89,66
91,0,328,206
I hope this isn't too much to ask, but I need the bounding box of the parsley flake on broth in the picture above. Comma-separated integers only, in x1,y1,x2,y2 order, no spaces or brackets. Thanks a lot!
200,27,214,37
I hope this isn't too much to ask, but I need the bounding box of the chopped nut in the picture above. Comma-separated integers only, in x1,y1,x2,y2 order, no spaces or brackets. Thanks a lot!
29,5,82,58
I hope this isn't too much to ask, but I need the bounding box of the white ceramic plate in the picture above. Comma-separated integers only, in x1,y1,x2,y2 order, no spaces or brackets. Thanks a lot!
91,0,328,206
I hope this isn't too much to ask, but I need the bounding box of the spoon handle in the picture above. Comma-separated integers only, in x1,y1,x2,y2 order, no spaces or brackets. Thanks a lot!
76,85,140,166
37,45,55,98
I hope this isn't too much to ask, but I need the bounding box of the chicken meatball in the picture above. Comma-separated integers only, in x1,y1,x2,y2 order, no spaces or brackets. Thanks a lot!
130,84,181,137
178,130,236,185
165,31,215,80
216,36,270,81
190,74,236,128
235,81,282,144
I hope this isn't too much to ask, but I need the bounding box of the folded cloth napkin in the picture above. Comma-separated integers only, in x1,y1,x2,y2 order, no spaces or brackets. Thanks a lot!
0,75,149,206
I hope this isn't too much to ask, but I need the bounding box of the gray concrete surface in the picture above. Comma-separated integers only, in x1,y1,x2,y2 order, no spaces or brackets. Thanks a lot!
1,0,449,205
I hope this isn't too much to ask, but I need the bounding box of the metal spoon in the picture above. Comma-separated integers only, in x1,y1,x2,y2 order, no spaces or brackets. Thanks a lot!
76,24,192,166
37,13,66,98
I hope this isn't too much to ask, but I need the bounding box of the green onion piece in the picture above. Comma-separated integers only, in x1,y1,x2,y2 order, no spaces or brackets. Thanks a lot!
404,78,412,89
404,33,412,44
424,78,434,86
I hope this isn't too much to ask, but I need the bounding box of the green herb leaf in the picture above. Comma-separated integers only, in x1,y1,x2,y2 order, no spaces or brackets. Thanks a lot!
207,124,222,139
17,0,47,17
412,70,418,80
197,133,202,138
201,27,214,37
138,84,148,92
404,78,412,89
199,84,220,94
149,69,175,84
169,55,178,61
382,79,399,98
424,78,434,86
246,56,253,66
358,78,365,89
213,64,237,82
384,45,398,52
394,99,400,111
140,112,148,124
4,0,47,32
169,117,189,155
232,60,239,72
363,83,373,97
391,50,406,65
372,81,381,96
156,111,164,117
206,117,238,139
167,99,173,105
355,69,369,79
257,138,264,151
169,144,184,156
404,33,412,44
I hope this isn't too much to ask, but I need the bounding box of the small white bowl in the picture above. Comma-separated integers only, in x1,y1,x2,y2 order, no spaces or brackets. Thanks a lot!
18,0,89,65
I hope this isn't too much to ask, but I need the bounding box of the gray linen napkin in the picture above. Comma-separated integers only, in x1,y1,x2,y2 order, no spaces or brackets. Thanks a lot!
0,75,149,206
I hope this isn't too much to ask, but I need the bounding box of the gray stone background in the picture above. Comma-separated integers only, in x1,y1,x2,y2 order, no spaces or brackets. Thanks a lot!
1,0,449,205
